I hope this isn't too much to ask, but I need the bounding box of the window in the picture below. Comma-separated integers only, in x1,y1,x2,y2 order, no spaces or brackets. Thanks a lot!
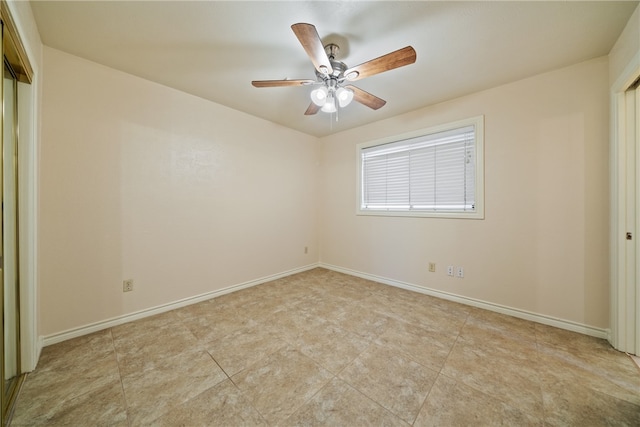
357,116,484,218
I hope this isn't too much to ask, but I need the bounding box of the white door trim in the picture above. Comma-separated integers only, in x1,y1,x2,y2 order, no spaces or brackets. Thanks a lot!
610,50,640,353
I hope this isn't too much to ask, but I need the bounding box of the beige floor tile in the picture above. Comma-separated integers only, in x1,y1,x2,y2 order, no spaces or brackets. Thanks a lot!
206,323,289,376
245,295,304,321
121,348,227,426
13,331,121,423
241,278,317,306
112,311,201,360
172,298,221,319
369,282,425,303
334,301,393,341
288,321,372,374
267,305,336,341
34,329,115,374
36,343,119,385
310,276,376,303
113,320,204,377
361,292,416,321
364,292,467,336
541,373,640,426
12,378,127,426
283,377,409,426
369,285,471,323
13,268,640,426
178,301,260,344
231,346,333,424
467,308,537,342
215,286,273,308
537,347,640,407
152,379,267,426
535,323,615,354
176,289,292,334
343,274,392,293
535,323,640,401
292,292,351,322
339,343,438,424
457,318,537,363
419,295,472,320
414,374,542,426
12,369,119,421
441,340,545,419
631,354,640,371
374,318,458,372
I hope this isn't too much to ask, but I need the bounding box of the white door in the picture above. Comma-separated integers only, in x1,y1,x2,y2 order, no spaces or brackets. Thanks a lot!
612,80,640,355
625,84,639,355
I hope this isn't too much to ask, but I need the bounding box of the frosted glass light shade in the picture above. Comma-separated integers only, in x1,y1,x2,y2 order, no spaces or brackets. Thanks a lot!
321,96,337,113
336,87,354,108
310,86,328,106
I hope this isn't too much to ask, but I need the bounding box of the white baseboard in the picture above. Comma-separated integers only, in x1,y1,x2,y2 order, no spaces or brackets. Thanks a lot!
42,261,608,348
320,263,609,340
42,263,320,347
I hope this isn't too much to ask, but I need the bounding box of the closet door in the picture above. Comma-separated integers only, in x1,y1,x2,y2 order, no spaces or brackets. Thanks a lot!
0,4,32,422
0,19,22,423
1,53,20,423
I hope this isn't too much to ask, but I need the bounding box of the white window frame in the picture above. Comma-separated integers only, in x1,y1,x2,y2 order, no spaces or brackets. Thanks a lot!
356,115,484,219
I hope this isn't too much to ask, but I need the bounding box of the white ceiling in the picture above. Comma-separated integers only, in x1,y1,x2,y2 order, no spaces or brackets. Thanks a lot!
30,1,638,137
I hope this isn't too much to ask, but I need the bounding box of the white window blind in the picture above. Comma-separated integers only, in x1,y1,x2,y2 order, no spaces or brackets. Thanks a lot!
360,124,476,213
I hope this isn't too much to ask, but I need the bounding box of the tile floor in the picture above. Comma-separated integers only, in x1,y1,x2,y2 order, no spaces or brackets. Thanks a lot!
11,268,640,426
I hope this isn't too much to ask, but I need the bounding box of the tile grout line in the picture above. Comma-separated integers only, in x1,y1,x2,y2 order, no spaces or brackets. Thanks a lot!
180,306,272,426
532,325,549,425
276,278,406,425
409,307,473,426
224,372,271,426
277,278,376,424
109,328,132,427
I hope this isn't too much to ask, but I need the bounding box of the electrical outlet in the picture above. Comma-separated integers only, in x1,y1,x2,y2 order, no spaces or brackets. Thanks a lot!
304,246,308,254
456,267,464,278
447,266,454,276
428,262,436,273
123,279,134,292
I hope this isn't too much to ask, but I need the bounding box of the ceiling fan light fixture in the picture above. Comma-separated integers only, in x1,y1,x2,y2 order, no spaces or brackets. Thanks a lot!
310,86,328,106
253,23,417,118
336,87,354,108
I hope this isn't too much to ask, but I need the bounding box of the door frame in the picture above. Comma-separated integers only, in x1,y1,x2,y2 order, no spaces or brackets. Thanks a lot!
610,49,640,354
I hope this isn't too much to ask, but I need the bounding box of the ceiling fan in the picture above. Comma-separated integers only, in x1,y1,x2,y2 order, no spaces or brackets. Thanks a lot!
251,23,417,115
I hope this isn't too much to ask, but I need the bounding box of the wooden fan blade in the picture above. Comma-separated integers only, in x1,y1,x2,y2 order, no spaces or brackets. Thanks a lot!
304,102,321,115
252,79,315,88
291,23,333,75
345,85,386,110
344,46,416,82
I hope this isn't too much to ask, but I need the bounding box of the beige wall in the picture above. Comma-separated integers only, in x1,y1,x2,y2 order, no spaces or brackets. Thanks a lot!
39,47,318,336
609,4,639,88
319,57,610,329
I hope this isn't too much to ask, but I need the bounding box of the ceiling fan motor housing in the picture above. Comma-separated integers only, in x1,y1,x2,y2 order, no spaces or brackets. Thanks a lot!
316,44,347,80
